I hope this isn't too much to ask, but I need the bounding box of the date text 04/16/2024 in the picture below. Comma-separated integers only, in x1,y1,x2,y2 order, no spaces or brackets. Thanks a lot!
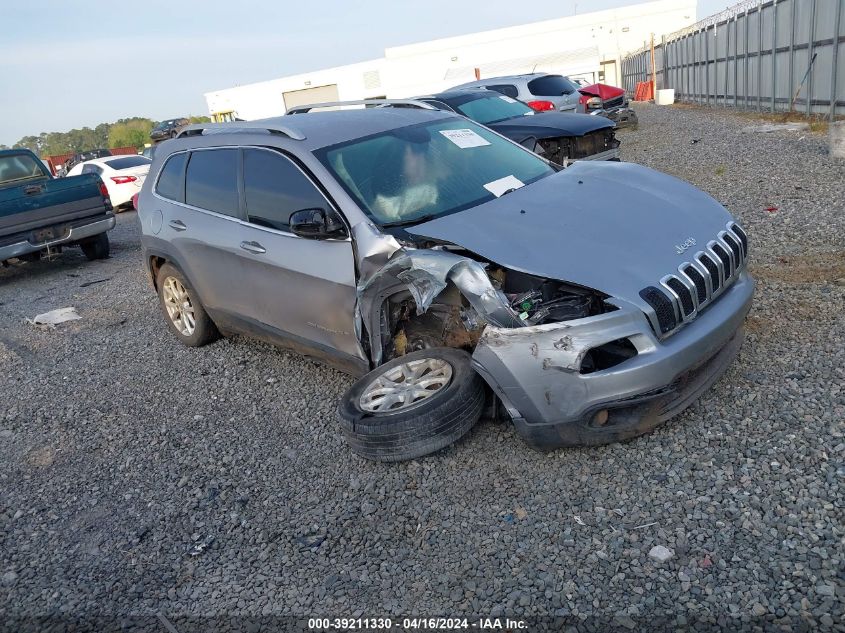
307,618,527,630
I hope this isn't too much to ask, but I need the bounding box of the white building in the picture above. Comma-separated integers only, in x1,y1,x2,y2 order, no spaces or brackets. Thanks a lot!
204,0,696,122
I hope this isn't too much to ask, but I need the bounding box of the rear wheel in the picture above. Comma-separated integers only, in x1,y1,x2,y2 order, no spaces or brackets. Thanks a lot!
79,233,110,260
156,263,219,347
337,347,485,462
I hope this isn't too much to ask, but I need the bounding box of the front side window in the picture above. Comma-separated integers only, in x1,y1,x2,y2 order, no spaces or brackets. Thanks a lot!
453,95,534,124
155,152,188,203
243,149,328,232
185,149,239,217
317,118,554,226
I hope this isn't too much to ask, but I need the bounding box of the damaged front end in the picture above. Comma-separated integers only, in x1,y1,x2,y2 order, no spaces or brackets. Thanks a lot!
355,242,618,370
535,128,620,164
353,230,753,451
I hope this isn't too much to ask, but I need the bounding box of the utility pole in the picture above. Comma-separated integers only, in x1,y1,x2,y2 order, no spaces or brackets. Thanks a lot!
650,33,657,93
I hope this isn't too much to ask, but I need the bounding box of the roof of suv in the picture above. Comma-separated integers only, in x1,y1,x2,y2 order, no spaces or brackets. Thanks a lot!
175,108,458,151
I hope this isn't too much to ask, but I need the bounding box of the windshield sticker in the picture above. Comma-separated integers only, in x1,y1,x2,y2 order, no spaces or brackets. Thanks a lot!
499,95,518,103
483,175,525,197
439,129,491,149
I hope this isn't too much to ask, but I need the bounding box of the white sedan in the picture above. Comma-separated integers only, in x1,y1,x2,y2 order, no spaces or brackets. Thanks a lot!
67,155,152,209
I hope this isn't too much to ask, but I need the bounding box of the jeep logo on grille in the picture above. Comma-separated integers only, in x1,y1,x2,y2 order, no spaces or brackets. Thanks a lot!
674,237,697,254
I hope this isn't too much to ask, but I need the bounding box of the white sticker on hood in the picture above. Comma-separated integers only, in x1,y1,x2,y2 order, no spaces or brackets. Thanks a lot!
499,95,518,103
483,175,525,197
439,128,491,149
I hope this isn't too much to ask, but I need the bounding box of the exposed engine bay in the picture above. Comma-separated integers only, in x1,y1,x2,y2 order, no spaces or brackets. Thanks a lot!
381,261,614,362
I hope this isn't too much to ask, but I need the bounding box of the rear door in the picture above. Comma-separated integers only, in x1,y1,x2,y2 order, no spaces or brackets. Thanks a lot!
236,147,362,362
154,148,253,317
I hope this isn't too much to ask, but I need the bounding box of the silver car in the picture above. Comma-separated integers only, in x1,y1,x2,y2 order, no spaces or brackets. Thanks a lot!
451,73,585,113
138,106,753,461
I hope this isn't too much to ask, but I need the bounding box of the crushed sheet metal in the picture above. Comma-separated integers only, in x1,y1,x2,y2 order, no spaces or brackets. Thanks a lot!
27,307,82,327
350,221,402,279
358,249,523,365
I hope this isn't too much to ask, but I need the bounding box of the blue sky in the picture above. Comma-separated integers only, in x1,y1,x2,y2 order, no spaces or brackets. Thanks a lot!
1,0,732,146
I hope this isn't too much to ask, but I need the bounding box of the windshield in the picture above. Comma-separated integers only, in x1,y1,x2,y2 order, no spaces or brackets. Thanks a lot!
527,75,579,96
317,119,554,225
0,153,47,185
453,94,534,124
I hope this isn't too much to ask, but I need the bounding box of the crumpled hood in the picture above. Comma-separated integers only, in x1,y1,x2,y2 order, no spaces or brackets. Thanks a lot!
490,111,614,139
408,161,734,311
578,83,626,100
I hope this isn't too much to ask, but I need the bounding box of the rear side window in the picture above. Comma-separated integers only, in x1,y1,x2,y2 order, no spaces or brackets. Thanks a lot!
155,152,188,203
81,163,103,176
243,149,328,232
486,84,519,98
527,75,577,96
185,149,239,217
106,156,151,170
0,153,46,184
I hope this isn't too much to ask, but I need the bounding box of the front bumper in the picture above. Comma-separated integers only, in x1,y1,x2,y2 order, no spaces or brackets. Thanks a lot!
472,271,754,449
574,147,620,161
0,213,115,261
591,106,639,128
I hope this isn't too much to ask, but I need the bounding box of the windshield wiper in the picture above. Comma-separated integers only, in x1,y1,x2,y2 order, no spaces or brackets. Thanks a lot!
380,214,439,228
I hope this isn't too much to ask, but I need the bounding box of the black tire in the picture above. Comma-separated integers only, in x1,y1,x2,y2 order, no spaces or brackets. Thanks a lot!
79,233,110,260
337,347,486,462
156,263,220,347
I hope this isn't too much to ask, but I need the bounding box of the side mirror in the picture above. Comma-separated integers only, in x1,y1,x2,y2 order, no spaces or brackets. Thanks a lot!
289,208,347,239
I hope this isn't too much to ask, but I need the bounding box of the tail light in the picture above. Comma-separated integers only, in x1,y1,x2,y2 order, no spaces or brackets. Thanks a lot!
526,100,556,112
98,179,113,211
111,175,138,184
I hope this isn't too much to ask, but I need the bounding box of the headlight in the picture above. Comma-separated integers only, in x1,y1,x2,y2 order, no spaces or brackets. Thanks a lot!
585,96,602,110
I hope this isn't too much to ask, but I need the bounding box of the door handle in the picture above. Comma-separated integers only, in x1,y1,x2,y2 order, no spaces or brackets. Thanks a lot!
168,219,187,232
24,185,43,195
240,241,266,254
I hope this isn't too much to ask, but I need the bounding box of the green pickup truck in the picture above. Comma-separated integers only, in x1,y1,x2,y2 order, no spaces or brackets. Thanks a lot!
0,148,115,265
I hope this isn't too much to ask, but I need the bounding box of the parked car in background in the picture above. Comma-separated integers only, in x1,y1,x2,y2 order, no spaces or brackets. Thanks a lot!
578,83,639,128
61,148,112,175
411,89,619,163
0,148,114,264
150,118,190,142
67,155,151,209
452,73,585,113
138,109,753,462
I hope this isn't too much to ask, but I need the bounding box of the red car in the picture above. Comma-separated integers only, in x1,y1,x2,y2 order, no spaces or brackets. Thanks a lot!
577,83,639,129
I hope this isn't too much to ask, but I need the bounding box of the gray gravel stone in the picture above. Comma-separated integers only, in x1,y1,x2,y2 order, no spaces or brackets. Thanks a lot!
0,103,843,627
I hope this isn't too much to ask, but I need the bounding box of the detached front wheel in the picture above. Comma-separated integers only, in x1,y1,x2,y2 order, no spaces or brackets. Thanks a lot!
337,347,486,462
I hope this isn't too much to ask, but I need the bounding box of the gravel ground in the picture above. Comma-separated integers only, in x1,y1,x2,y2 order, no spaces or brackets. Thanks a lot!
0,103,843,632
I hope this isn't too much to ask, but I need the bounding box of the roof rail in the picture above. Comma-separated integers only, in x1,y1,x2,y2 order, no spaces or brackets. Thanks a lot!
177,122,306,141
286,99,438,115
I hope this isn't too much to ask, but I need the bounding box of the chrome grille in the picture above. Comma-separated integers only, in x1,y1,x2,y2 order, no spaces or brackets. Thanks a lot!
646,221,749,337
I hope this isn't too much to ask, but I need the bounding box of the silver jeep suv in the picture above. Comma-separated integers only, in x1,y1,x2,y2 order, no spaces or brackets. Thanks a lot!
137,105,753,461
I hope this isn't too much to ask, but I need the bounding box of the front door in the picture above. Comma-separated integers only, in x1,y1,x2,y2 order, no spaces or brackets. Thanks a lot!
235,147,364,367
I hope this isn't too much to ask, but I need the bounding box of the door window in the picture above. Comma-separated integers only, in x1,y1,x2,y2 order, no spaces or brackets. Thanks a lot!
243,149,329,232
155,152,188,203
485,84,519,98
185,149,239,217
81,163,103,176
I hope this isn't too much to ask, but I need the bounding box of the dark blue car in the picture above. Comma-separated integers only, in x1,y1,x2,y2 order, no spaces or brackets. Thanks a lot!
415,89,620,164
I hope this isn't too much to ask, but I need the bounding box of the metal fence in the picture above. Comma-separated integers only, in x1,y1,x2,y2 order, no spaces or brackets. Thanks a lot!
621,0,845,119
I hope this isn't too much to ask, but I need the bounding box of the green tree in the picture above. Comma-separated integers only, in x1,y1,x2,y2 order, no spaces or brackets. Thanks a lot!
108,118,155,150
189,115,211,124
